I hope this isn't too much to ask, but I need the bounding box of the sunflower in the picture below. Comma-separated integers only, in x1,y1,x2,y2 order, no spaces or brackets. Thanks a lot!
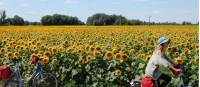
184,49,190,56
137,54,145,60
43,51,51,57
95,46,101,51
36,42,41,46
28,43,32,46
121,54,128,61
93,51,101,57
146,55,151,61
193,57,198,65
16,45,20,49
30,53,37,60
115,69,122,77
174,52,179,57
175,58,184,65
77,59,84,65
24,73,31,78
58,47,65,52
33,46,37,50
24,43,28,47
38,51,44,56
167,47,172,53
31,41,36,45
115,53,121,61
7,52,14,58
0,48,6,54
64,40,68,45
13,55,20,60
66,48,74,53
86,55,93,62
52,59,59,64
52,48,57,53
41,57,49,64
2,40,6,44
89,46,95,52
105,51,113,59
126,67,132,72
112,48,119,54
85,45,90,51
0,58,5,62
77,49,84,55
14,52,19,57
89,41,93,45
48,47,53,52
20,46,25,51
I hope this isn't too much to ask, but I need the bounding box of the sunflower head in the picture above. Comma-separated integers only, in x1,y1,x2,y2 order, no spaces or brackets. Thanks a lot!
146,55,151,61
77,59,84,65
115,53,121,61
77,49,84,55
7,52,14,58
48,47,53,52
93,51,101,57
105,51,113,59
86,55,93,62
115,69,122,77
0,48,6,54
126,67,132,72
184,49,190,56
40,57,49,64
175,58,184,65
193,57,199,65
43,51,51,57
89,46,95,52
121,54,128,61
95,46,101,51
0,58,5,62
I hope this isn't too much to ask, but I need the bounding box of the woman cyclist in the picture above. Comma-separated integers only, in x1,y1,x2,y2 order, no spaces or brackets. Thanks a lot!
143,37,182,87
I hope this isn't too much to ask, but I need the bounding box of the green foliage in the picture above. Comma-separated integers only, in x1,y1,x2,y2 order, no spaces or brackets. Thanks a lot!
41,14,85,25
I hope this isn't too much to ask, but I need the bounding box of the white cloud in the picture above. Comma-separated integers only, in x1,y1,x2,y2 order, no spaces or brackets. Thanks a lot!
64,0,79,4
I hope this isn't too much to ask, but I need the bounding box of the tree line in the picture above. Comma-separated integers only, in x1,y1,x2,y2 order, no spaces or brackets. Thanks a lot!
0,10,196,26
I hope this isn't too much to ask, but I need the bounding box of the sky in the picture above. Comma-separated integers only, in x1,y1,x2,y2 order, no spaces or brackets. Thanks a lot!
0,0,198,23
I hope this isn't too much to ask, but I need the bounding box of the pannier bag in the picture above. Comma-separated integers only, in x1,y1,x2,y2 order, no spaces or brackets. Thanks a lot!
170,64,181,76
0,66,12,79
141,77,154,87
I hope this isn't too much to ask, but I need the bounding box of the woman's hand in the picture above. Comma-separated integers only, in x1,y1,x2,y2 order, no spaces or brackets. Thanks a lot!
174,68,182,72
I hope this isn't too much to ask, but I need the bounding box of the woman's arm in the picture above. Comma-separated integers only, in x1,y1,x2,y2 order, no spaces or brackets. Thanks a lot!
164,54,176,66
167,58,176,66
159,48,176,66
168,63,182,72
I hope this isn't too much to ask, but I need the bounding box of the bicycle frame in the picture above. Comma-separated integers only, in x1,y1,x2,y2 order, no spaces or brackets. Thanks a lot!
4,60,43,87
4,61,24,87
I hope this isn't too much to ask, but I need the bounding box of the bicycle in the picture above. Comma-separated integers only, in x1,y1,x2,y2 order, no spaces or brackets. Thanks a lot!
3,56,58,87
130,64,192,87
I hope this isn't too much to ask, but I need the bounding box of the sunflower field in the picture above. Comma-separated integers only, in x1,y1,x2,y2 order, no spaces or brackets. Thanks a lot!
0,25,198,87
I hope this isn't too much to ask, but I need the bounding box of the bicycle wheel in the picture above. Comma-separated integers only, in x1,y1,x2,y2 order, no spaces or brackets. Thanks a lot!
3,80,19,87
32,73,58,87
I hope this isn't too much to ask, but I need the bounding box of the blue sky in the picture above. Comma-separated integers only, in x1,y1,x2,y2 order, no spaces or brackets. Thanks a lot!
0,0,198,23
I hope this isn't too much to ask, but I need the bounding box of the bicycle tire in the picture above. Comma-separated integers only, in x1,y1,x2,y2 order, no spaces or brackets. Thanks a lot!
3,80,20,87
32,73,58,87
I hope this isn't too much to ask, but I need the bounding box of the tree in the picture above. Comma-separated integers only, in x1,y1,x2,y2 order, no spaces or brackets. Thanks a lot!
41,14,84,25
7,15,24,25
86,13,129,25
0,10,7,25
182,21,192,25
